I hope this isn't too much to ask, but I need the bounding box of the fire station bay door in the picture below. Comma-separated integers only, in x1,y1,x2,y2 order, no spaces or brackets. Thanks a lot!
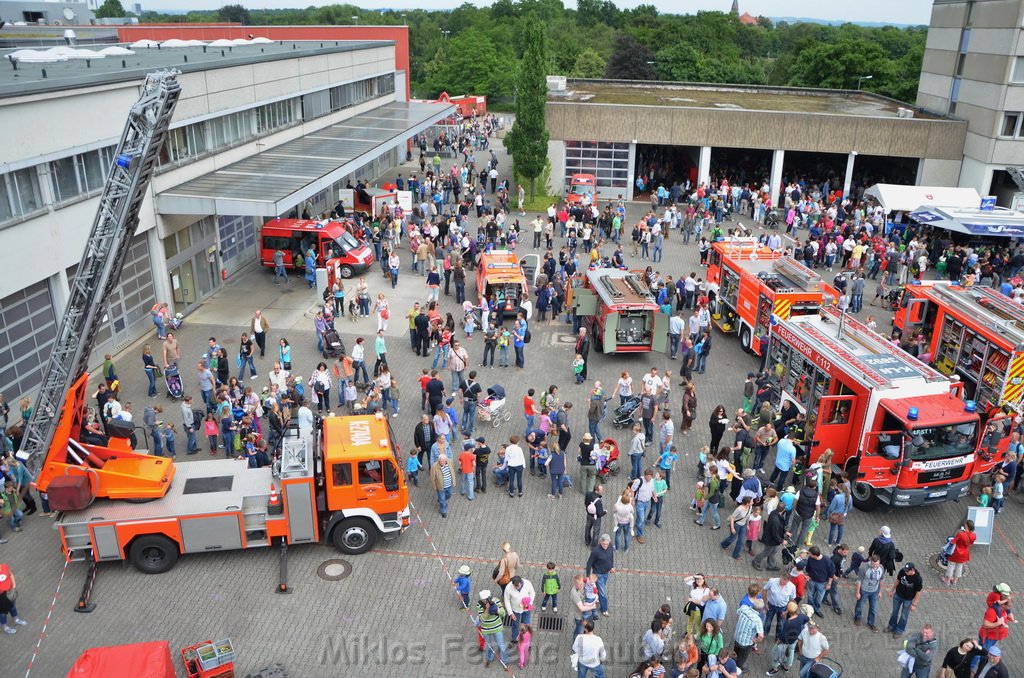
814,395,857,459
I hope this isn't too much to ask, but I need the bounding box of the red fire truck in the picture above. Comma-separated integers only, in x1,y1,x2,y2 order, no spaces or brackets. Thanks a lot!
708,240,837,354
767,306,1005,509
259,218,374,278
571,268,668,353
895,281,1024,414
566,173,597,206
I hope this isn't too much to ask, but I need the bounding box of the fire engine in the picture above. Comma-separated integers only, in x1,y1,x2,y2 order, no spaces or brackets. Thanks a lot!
895,281,1024,414
708,240,837,354
767,306,1003,510
15,73,408,589
477,251,531,321
50,376,409,573
259,218,374,279
571,268,668,353
566,173,597,206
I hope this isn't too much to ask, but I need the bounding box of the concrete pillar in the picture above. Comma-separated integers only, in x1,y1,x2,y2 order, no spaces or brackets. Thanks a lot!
626,142,637,201
148,225,174,314
698,145,712,189
843,151,857,199
769,149,785,209
49,269,70,315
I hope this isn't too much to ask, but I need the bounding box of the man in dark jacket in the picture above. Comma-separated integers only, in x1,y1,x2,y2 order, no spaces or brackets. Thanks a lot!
575,328,591,381
584,483,606,547
869,525,899,577
752,504,787,571
414,309,431,356
790,478,819,547
584,533,614,616
413,414,438,468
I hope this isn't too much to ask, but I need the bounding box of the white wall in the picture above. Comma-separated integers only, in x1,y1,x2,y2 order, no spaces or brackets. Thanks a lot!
547,139,565,197
918,158,963,187
959,155,995,195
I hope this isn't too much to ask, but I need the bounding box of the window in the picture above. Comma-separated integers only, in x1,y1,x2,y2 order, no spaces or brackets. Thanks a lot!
1013,56,1024,83
48,147,115,204
959,29,971,53
357,459,383,485
0,167,43,224
332,463,353,486
383,460,399,492
262,235,292,251
210,110,252,149
956,53,967,77
256,99,297,134
821,397,855,425
1002,113,1021,137
159,122,209,165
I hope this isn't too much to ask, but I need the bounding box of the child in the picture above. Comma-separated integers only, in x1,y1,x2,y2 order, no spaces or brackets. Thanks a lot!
652,469,668,528
162,422,176,457
648,656,665,677
534,443,550,478
979,485,992,507
658,445,679,490
992,473,1006,515
463,302,477,339
540,561,560,612
406,450,422,487
243,434,258,467
220,411,236,459
692,480,706,513
344,382,358,414
204,413,219,455
572,354,585,384
497,329,511,367
696,445,710,480
517,623,533,669
454,565,471,608
745,505,762,556
2,479,24,532
583,573,599,609
843,546,867,578
418,368,431,412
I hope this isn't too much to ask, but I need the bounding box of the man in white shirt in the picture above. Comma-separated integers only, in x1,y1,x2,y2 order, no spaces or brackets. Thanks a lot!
268,363,289,391
668,312,686,359
504,435,526,498
641,368,661,395
796,621,829,676
632,469,657,544
503,575,536,642
572,620,607,676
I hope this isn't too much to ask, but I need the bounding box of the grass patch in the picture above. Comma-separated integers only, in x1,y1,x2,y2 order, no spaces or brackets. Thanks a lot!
522,193,561,212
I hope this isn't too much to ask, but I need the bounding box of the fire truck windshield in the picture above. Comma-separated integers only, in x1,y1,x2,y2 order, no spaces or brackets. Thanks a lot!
906,422,978,462
333,230,361,253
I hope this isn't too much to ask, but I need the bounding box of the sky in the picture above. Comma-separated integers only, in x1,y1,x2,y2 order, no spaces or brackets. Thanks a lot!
146,0,935,26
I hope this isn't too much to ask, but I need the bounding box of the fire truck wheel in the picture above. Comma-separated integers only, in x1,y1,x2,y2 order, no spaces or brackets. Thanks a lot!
739,326,752,354
332,518,378,555
851,481,880,511
129,535,180,574
338,265,355,279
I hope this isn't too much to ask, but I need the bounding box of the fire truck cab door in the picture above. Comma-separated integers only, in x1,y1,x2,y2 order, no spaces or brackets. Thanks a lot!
900,296,929,335
813,395,858,459
858,430,905,487
573,287,598,317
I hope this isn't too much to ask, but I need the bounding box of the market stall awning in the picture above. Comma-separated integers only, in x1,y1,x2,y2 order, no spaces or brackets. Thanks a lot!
911,206,1024,238
864,184,981,213
157,100,455,217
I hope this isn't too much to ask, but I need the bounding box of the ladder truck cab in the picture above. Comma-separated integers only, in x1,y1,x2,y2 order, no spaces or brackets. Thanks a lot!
895,281,1024,417
572,268,668,353
767,306,1000,510
53,403,409,573
708,240,837,355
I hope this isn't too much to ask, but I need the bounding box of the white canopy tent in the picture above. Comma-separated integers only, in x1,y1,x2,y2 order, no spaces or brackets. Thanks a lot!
863,184,981,213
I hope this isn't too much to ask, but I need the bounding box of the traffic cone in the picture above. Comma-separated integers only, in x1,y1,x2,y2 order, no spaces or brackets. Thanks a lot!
268,483,283,515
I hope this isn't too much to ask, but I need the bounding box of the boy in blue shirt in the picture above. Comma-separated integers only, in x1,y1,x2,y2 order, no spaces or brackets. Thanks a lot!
406,450,422,487
658,445,679,490
454,565,472,608
162,423,176,457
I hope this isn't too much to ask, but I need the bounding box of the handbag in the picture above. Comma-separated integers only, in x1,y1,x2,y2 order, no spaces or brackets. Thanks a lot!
283,361,292,371
896,650,915,671
828,512,845,525
154,366,163,378
570,652,579,671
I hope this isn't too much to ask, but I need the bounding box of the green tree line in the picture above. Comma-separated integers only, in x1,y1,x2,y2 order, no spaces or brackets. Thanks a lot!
139,1,926,104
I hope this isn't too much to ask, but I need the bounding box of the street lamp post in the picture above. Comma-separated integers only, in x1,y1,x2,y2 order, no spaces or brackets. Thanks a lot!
441,29,450,40
857,75,873,91
351,15,359,25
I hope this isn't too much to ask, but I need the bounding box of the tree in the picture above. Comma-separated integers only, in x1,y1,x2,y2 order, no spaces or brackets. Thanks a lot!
570,48,606,79
217,4,251,24
787,38,895,92
95,0,125,19
605,33,656,80
504,14,550,200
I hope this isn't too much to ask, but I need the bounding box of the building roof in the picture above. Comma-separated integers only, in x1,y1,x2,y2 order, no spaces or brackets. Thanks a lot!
551,79,936,119
157,100,455,217
864,184,981,212
739,12,759,25
0,39,391,99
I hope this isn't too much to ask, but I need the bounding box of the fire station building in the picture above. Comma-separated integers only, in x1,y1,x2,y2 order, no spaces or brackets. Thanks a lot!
0,26,452,398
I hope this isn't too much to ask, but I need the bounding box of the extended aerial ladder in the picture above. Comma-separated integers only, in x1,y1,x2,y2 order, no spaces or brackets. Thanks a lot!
17,71,181,505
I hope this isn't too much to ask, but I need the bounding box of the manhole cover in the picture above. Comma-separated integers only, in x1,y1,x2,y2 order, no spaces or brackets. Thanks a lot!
557,334,577,344
926,551,967,577
317,559,353,581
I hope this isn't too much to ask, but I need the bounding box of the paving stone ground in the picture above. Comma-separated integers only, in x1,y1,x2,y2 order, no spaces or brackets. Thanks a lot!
3,147,1022,677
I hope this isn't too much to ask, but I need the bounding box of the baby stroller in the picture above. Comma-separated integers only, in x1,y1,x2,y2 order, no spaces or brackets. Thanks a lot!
164,364,184,400
322,326,346,359
883,286,903,312
477,385,511,427
808,658,842,677
612,395,642,429
765,209,780,229
595,438,620,479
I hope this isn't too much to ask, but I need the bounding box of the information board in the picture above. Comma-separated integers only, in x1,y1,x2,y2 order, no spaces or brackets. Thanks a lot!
967,506,994,546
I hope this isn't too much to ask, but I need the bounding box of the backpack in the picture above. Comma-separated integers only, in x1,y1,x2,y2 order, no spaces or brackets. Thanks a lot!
523,324,532,344
586,496,600,516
